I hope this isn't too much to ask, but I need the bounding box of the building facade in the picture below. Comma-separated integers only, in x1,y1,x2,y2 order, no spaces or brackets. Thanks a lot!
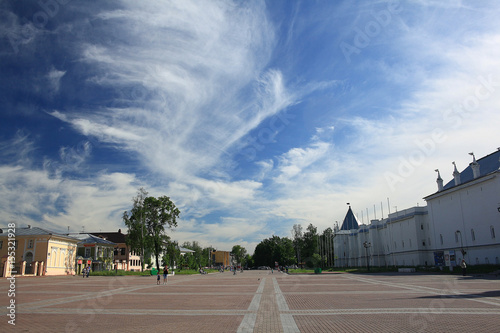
333,149,500,268
73,234,116,273
90,230,142,271
211,250,232,267
0,226,79,277
425,150,500,266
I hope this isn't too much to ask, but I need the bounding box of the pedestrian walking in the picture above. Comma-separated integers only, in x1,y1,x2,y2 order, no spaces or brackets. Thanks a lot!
163,266,169,285
461,259,467,276
86,266,90,278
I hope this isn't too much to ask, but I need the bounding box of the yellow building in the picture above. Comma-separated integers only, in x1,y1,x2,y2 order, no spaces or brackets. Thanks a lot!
0,225,79,277
211,250,232,267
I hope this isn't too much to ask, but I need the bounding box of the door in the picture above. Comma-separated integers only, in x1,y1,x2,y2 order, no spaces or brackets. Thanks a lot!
25,252,34,274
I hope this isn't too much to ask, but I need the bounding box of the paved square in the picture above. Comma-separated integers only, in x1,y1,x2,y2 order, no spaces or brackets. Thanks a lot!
1,271,499,332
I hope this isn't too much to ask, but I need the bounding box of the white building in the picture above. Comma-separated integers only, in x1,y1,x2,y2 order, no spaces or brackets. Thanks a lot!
425,150,500,266
333,149,500,268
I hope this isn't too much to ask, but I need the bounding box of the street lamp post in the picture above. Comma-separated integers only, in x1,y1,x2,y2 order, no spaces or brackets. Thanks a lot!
363,241,371,271
209,247,211,268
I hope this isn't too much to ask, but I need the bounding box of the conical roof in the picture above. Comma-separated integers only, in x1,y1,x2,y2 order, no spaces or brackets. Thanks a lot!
340,206,359,230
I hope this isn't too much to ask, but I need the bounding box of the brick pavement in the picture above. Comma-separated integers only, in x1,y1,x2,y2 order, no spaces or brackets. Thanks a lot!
0,271,499,332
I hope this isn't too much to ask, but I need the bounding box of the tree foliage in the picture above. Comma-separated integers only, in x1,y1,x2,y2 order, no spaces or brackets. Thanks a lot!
145,196,180,270
291,223,334,268
123,189,180,271
253,235,295,267
231,245,247,266
123,188,149,271
302,224,319,267
163,240,180,268
292,224,303,266
182,241,211,269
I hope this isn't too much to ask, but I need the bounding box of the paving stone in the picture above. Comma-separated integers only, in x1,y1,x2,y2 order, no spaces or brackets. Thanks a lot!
0,271,499,332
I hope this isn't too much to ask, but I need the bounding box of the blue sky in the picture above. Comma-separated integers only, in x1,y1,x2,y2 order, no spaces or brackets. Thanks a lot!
1,0,500,253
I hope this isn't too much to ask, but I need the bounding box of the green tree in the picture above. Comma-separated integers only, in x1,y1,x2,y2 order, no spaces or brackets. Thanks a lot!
123,190,180,272
144,196,180,271
253,236,295,267
182,241,206,269
123,188,149,271
319,227,334,268
292,224,303,266
231,245,247,267
253,238,273,267
244,254,254,268
302,224,319,268
202,246,214,268
164,240,180,268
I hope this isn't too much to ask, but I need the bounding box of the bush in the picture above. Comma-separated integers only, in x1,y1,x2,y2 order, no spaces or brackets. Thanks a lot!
89,270,151,276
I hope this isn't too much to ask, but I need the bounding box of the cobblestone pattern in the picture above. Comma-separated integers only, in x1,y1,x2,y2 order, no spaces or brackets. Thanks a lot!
1,271,499,332
252,277,284,333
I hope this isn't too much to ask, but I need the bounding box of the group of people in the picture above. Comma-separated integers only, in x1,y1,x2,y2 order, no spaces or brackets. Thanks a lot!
157,266,169,285
81,266,90,278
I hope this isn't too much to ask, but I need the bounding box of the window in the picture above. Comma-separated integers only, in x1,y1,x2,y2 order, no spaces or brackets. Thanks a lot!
51,248,57,267
471,229,475,241
422,241,426,246
440,234,443,245
485,257,489,264
420,224,424,230
85,247,91,258
28,239,34,248
402,241,405,248
121,248,126,255
455,232,459,243
491,226,496,239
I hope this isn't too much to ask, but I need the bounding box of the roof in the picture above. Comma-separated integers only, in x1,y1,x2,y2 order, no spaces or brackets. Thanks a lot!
179,246,195,253
89,230,127,243
340,207,359,230
425,150,500,199
73,233,117,246
0,226,79,242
